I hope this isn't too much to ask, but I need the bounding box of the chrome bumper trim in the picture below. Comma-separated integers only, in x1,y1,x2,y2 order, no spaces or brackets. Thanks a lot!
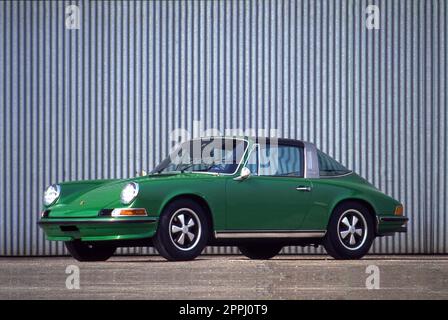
37,218,157,226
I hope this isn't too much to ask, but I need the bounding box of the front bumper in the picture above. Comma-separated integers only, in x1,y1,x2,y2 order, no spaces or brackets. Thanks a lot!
377,216,409,236
38,217,158,241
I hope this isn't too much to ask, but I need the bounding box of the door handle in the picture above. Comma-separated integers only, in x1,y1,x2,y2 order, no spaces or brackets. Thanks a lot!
296,186,311,192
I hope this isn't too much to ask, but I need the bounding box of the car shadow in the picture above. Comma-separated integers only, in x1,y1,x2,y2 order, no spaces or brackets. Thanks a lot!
106,254,448,263
107,257,210,263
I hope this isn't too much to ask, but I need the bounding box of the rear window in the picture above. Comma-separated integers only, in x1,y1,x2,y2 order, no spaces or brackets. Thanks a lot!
317,150,351,177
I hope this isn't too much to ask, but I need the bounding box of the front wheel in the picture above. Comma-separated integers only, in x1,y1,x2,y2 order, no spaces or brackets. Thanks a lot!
64,241,116,262
153,199,210,261
239,244,283,260
323,201,375,260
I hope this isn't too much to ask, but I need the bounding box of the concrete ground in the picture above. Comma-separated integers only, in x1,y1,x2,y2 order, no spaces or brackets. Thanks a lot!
0,255,447,299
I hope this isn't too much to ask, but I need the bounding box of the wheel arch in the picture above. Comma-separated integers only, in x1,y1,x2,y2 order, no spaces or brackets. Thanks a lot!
328,198,378,232
159,193,215,234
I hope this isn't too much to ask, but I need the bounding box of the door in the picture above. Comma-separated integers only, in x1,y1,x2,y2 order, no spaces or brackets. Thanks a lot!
225,143,312,230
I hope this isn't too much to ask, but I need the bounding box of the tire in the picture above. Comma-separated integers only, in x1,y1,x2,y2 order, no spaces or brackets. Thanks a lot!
238,244,283,260
153,198,210,261
323,201,375,260
65,241,116,262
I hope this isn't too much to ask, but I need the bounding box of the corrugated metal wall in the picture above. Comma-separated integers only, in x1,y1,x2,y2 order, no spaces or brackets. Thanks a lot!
0,0,446,255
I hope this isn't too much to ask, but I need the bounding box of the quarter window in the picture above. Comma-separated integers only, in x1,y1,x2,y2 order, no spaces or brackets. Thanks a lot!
317,150,351,176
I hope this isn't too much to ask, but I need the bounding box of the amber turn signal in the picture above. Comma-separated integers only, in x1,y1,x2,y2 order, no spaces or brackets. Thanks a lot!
394,205,404,216
111,208,147,217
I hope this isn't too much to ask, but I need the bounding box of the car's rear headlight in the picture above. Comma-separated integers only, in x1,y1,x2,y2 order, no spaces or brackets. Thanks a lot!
394,204,404,216
111,208,147,217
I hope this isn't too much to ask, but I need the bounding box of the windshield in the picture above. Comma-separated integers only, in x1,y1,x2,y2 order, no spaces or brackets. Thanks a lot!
152,138,248,174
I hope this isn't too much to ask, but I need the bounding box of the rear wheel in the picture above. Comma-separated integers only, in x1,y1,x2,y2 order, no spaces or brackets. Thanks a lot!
153,199,210,261
238,244,283,260
323,201,374,260
64,241,116,262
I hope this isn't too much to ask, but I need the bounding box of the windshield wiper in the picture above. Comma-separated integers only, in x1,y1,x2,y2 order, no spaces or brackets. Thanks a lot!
175,159,197,173
193,162,218,172
179,162,195,173
178,160,217,173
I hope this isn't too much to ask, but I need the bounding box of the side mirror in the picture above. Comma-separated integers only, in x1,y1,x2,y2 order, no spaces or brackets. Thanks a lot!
234,167,251,181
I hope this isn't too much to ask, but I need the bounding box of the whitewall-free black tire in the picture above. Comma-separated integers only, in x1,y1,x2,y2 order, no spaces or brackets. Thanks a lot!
153,198,210,261
323,201,375,260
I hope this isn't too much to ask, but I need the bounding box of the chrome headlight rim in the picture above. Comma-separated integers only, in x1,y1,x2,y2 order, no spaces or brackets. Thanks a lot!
43,184,61,206
120,182,139,205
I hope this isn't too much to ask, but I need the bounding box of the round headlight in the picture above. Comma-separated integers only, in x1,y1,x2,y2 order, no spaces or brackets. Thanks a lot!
44,184,61,206
121,182,139,204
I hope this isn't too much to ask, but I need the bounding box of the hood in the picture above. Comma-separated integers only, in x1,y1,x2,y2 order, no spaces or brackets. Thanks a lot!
47,173,214,218
47,179,125,218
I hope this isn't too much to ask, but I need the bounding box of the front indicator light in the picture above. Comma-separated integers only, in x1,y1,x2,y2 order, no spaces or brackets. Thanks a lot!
111,208,148,217
394,205,404,216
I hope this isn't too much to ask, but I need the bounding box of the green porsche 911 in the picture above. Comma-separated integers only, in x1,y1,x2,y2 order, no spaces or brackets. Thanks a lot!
38,136,407,261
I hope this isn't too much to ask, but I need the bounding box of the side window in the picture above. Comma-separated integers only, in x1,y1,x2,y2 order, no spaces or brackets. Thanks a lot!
317,150,351,176
258,144,303,177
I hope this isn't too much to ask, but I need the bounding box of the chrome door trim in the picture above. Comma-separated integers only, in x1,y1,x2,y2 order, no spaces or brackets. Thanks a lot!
319,171,354,178
214,230,326,239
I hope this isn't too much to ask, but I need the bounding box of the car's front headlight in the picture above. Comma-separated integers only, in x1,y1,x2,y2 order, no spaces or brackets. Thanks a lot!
43,184,61,206
121,182,139,204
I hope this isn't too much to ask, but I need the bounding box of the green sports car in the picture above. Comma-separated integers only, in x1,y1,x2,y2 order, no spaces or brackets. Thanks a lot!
38,136,407,261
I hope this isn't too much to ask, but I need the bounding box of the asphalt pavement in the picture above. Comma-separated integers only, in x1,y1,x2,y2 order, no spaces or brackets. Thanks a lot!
0,255,447,299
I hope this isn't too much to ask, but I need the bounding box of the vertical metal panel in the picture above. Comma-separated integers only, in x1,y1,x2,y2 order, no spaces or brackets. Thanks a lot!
0,0,446,255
